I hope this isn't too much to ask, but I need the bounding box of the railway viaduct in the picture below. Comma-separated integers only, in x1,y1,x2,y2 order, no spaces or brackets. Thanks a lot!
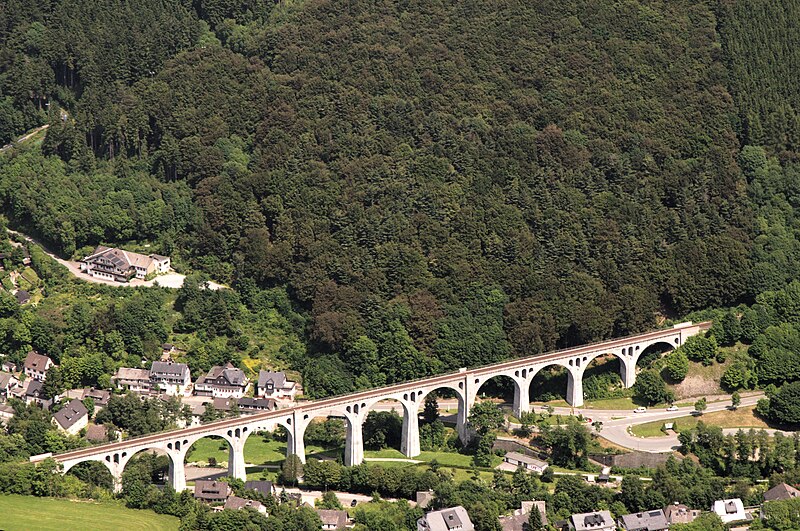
31,321,710,491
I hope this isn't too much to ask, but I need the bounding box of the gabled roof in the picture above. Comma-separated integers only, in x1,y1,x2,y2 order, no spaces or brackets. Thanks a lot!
570,510,614,531
150,361,190,379
505,451,547,468
25,379,44,397
114,367,151,381
85,424,108,442
197,363,247,387
0,372,18,389
619,509,668,531
244,480,274,497
24,351,53,372
764,482,800,502
53,399,88,430
316,509,348,528
419,506,474,531
83,246,154,270
224,496,265,511
238,397,277,410
257,370,287,389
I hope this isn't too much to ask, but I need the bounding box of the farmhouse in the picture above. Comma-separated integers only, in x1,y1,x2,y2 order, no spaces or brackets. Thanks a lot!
194,480,232,503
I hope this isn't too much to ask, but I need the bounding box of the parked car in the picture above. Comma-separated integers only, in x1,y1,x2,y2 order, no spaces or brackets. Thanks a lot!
666,405,679,411
350,499,358,507
633,407,647,413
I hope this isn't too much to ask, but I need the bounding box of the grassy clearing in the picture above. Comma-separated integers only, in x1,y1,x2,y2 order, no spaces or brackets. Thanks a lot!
630,406,770,437
185,437,340,466
0,495,179,531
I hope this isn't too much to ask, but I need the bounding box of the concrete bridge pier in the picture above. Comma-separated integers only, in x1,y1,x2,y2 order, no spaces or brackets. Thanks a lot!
566,368,584,408
228,440,247,482
344,415,364,467
512,378,531,419
400,405,420,458
620,355,637,389
167,451,186,492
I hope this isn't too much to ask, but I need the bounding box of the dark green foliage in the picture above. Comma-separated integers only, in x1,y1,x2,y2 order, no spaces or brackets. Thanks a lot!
632,370,673,406
664,351,689,382
363,410,402,451
537,419,592,470
681,335,718,366
769,382,800,426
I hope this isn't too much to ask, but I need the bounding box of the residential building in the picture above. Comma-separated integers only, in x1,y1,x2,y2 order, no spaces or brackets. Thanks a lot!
0,371,20,400
52,399,89,435
63,387,110,409
224,496,266,514
256,371,298,401
418,506,474,531
662,504,700,525
500,501,548,531
618,510,668,531
503,452,549,473
80,246,170,282
244,480,276,498
149,361,191,396
711,499,750,524
317,509,349,530
23,380,52,408
194,363,249,398
416,491,435,510
23,351,54,381
14,289,30,305
0,403,14,424
194,480,232,503
112,367,151,393
1,361,17,373
85,424,108,442
763,483,800,502
238,397,277,413
569,511,616,531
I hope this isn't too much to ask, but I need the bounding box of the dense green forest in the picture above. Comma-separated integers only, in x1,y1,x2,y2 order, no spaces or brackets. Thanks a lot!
2,0,800,393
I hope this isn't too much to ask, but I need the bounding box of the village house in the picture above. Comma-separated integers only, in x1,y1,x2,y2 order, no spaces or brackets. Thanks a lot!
418,506,474,531
618,509,668,531
23,351,54,381
317,509,349,530
244,480,276,498
84,424,108,442
63,387,110,410
0,371,20,400
256,371,298,401
193,480,232,504
14,289,30,305
711,498,750,524
1,360,17,373
149,361,191,396
23,380,52,408
223,496,267,514
503,451,549,474
80,246,170,282
194,363,249,398
499,501,548,531
763,482,800,502
568,511,616,531
112,367,151,393
662,503,700,525
0,403,14,424
238,397,277,413
52,399,89,435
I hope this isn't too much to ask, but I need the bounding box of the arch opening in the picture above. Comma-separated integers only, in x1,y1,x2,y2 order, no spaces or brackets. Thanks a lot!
417,386,466,450
65,460,115,494
528,364,570,404
183,435,233,482
582,354,624,403
362,398,407,455
637,341,675,369
120,447,171,492
302,416,346,462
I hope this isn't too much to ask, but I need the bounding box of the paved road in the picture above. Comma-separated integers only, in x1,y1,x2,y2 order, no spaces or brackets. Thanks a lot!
1,124,50,153
7,228,225,290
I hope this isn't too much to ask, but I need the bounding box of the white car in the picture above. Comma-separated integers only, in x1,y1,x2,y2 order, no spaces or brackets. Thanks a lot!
666,405,679,412
633,407,647,413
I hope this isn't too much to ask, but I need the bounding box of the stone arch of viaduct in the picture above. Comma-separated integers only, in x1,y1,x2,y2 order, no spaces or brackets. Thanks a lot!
43,321,709,491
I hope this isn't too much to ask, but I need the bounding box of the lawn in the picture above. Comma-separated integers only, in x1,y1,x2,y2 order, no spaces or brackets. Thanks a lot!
630,406,770,437
0,495,179,531
185,437,339,466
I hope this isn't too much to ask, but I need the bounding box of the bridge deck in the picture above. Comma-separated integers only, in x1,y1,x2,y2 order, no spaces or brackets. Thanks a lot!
39,321,710,463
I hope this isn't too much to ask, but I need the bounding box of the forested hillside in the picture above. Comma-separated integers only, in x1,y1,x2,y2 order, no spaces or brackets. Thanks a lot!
2,0,800,394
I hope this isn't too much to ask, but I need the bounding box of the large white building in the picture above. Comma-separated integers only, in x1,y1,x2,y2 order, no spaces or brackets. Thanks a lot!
52,399,89,435
23,351,54,381
256,371,298,401
194,363,249,398
149,361,191,396
80,246,170,282
418,506,474,531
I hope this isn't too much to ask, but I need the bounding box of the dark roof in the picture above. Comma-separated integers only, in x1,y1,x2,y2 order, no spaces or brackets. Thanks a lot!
14,290,30,304
53,399,88,430
764,483,800,502
25,379,44,397
238,397,277,410
151,254,170,261
194,480,231,500
82,387,110,406
24,351,53,372
150,361,190,379
197,363,247,387
244,480,274,496
619,509,668,531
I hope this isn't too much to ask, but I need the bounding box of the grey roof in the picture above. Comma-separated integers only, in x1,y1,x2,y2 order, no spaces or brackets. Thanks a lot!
0,372,17,389
257,370,287,389
114,367,151,381
663,504,698,524
571,511,615,531
151,254,170,261
53,399,88,430
150,361,190,379
197,363,247,387
14,290,30,303
25,379,44,397
419,506,474,531
244,480,274,496
505,451,547,467
619,509,668,531
238,397,277,410
764,483,800,502
316,509,348,528
24,351,53,372
82,387,110,406
85,424,107,441
224,496,264,511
